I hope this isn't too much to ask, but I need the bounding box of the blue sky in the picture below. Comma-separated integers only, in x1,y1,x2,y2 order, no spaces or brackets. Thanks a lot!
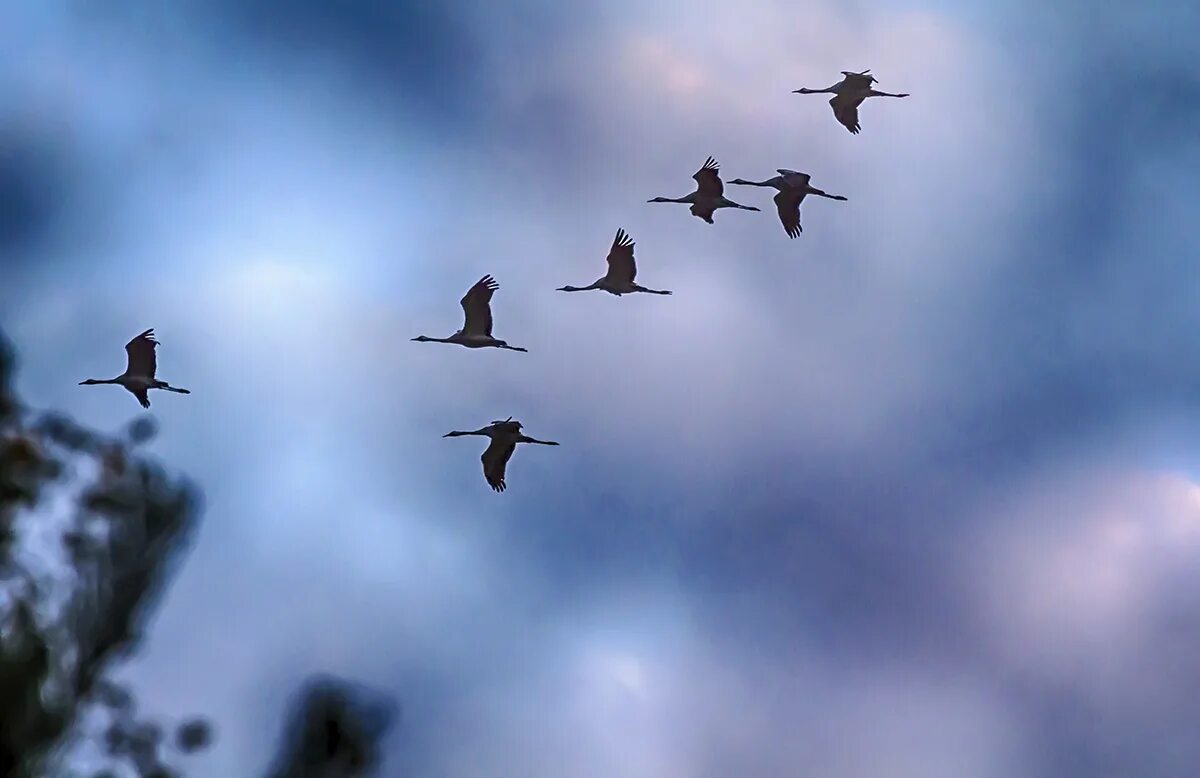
2,1,1199,776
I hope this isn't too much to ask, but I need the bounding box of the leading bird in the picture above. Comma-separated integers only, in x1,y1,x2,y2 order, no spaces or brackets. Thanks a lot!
443,418,559,492
793,69,909,134
729,169,847,238
648,157,759,224
557,228,672,296
412,275,528,352
79,329,191,409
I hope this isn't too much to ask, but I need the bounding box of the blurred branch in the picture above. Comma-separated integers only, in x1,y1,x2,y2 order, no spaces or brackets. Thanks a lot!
0,331,397,776
0,328,210,777
264,675,398,778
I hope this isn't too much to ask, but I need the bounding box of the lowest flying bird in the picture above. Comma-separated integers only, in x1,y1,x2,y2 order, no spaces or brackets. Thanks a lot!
79,329,191,409
729,169,847,238
557,228,672,296
412,275,528,352
648,157,759,224
793,69,909,134
443,418,559,492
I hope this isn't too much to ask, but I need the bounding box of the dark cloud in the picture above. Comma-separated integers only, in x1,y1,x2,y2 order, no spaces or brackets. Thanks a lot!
191,0,487,127
0,128,70,260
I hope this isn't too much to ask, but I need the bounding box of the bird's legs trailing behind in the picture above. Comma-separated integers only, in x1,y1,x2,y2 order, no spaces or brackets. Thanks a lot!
806,187,848,201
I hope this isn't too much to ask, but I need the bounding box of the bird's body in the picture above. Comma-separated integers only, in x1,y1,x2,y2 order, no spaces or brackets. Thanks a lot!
793,70,909,134
648,157,760,223
443,418,559,492
557,228,672,296
729,168,847,238
79,329,191,409
412,275,528,352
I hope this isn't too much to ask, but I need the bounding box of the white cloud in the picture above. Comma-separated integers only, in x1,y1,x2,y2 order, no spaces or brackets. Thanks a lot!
971,466,1200,715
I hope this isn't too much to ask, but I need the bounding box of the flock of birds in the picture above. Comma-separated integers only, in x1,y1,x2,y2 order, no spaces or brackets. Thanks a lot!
78,69,908,492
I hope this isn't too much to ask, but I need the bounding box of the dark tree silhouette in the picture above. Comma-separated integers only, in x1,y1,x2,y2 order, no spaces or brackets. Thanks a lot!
264,675,398,778
0,327,211,777
0,328,398,777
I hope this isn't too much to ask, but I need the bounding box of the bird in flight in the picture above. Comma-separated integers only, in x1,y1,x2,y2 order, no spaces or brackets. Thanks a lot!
79,329,191,409
793,69,909,134
412,275,528,352
557,228,672,296
648,157,760,223
729,169,847,238
443,417,559,492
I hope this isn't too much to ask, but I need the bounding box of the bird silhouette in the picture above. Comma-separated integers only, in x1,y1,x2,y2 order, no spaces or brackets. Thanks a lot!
79,329,191,409
443,418,559,492
729,169,847,238
412,275,528,352
557,228,672,296
648,157,760,223
793,69,909,134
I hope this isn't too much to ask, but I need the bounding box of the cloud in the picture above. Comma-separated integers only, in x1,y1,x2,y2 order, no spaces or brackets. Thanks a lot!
967,466,1200,775
974,467,1200,682
1,0,1199,776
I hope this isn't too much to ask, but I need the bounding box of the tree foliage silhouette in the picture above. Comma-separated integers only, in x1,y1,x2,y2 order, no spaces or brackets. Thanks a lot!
0,329,396,777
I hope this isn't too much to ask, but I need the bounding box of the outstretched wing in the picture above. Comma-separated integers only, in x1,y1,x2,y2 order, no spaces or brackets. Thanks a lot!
460,275,498,337
840,71,876,90
774,190,803,239
777,169,811,188
830,94,863,134
130,387,151,409
689,202,716,223
604,228,637,283
481,436,517,493
693,156,723,198
486,419,523,436
125,329,158,379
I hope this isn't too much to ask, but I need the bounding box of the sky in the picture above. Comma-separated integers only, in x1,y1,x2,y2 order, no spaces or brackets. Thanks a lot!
1,0,1199,776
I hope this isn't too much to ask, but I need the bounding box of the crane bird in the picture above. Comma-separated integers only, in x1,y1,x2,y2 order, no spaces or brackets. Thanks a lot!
647,157,760,224
79,329,191,409
412,275,528,352
443,417,559,493
557,228,672,296
793,69,908,134
729,169,847,238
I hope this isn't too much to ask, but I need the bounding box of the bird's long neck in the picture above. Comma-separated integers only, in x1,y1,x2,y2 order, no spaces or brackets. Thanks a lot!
731,178,777,187
89,377,124,385
795,86,836,94
445,428,489,437
559,283,598,292
424,335,458,344
657,195,694,203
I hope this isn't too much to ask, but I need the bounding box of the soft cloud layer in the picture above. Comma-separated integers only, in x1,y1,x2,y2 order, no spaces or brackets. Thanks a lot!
0,1,1197,776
